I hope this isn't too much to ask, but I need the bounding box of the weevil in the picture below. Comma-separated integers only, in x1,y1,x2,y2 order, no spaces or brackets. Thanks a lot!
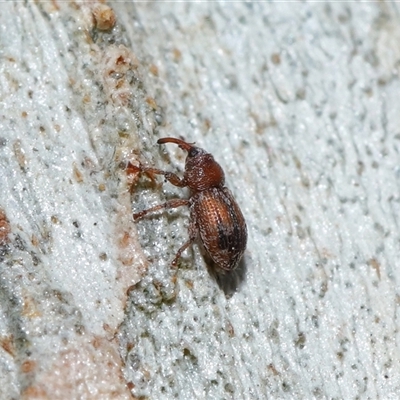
133,137,247,273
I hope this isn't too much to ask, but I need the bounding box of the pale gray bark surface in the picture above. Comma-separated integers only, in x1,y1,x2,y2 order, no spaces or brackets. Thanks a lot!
1,2,400,399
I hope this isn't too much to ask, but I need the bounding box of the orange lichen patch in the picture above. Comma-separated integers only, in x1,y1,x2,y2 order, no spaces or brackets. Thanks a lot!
51,215,61,224
203,118,211,132
172,48,182,62
270,52,281,65
92,335,102,350
149,64,159,76
32,339,133,400
268,363,280,376
0,209,11,244
82,93,91,104
126,342,134,353
72,162,84,183
101,45,140,106
21,385,48,399
368,258,381,280
102,323,114,336
21,359,37,373
22,295,42,319
226,321,235,338
185,279,194,290
1,335,16,357
31,234,40,247
115,220,148,282
82,156,96,170
119,231,132,249
145,97,157,110
51,0,60,11
118,231,140,267
33,0,59,15
92,4,116,31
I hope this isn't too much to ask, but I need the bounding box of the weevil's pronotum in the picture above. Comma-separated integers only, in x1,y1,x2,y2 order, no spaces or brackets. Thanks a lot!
133,137,247,273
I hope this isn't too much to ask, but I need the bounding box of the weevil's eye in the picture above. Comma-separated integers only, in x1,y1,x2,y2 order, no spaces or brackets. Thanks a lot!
188,147,200,157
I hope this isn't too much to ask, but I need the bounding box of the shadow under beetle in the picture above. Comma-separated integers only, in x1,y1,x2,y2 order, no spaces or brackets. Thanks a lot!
133,137,247,274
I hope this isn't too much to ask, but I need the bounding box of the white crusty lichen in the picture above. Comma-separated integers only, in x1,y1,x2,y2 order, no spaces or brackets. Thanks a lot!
1,2,400,400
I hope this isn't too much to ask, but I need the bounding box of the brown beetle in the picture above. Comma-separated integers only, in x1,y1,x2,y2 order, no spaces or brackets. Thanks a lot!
133,137,247,273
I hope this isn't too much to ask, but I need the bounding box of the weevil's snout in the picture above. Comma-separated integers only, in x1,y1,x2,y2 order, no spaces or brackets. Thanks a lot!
157,137,225,191
157,137,206,163
157,137,194,152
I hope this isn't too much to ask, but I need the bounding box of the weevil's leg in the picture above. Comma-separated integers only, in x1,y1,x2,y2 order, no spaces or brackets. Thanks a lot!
133,198,189,221
141,167,187,188
171,213,198,267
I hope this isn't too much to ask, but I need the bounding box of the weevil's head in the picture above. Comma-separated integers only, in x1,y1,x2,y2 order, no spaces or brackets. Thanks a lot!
157,137,225,192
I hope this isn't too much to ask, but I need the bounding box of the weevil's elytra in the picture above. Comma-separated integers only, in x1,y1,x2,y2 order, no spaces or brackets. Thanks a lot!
133,137,247,273
191,187,247,271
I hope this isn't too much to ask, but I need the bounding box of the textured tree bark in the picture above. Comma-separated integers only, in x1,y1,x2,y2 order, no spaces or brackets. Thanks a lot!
1,2,400,399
